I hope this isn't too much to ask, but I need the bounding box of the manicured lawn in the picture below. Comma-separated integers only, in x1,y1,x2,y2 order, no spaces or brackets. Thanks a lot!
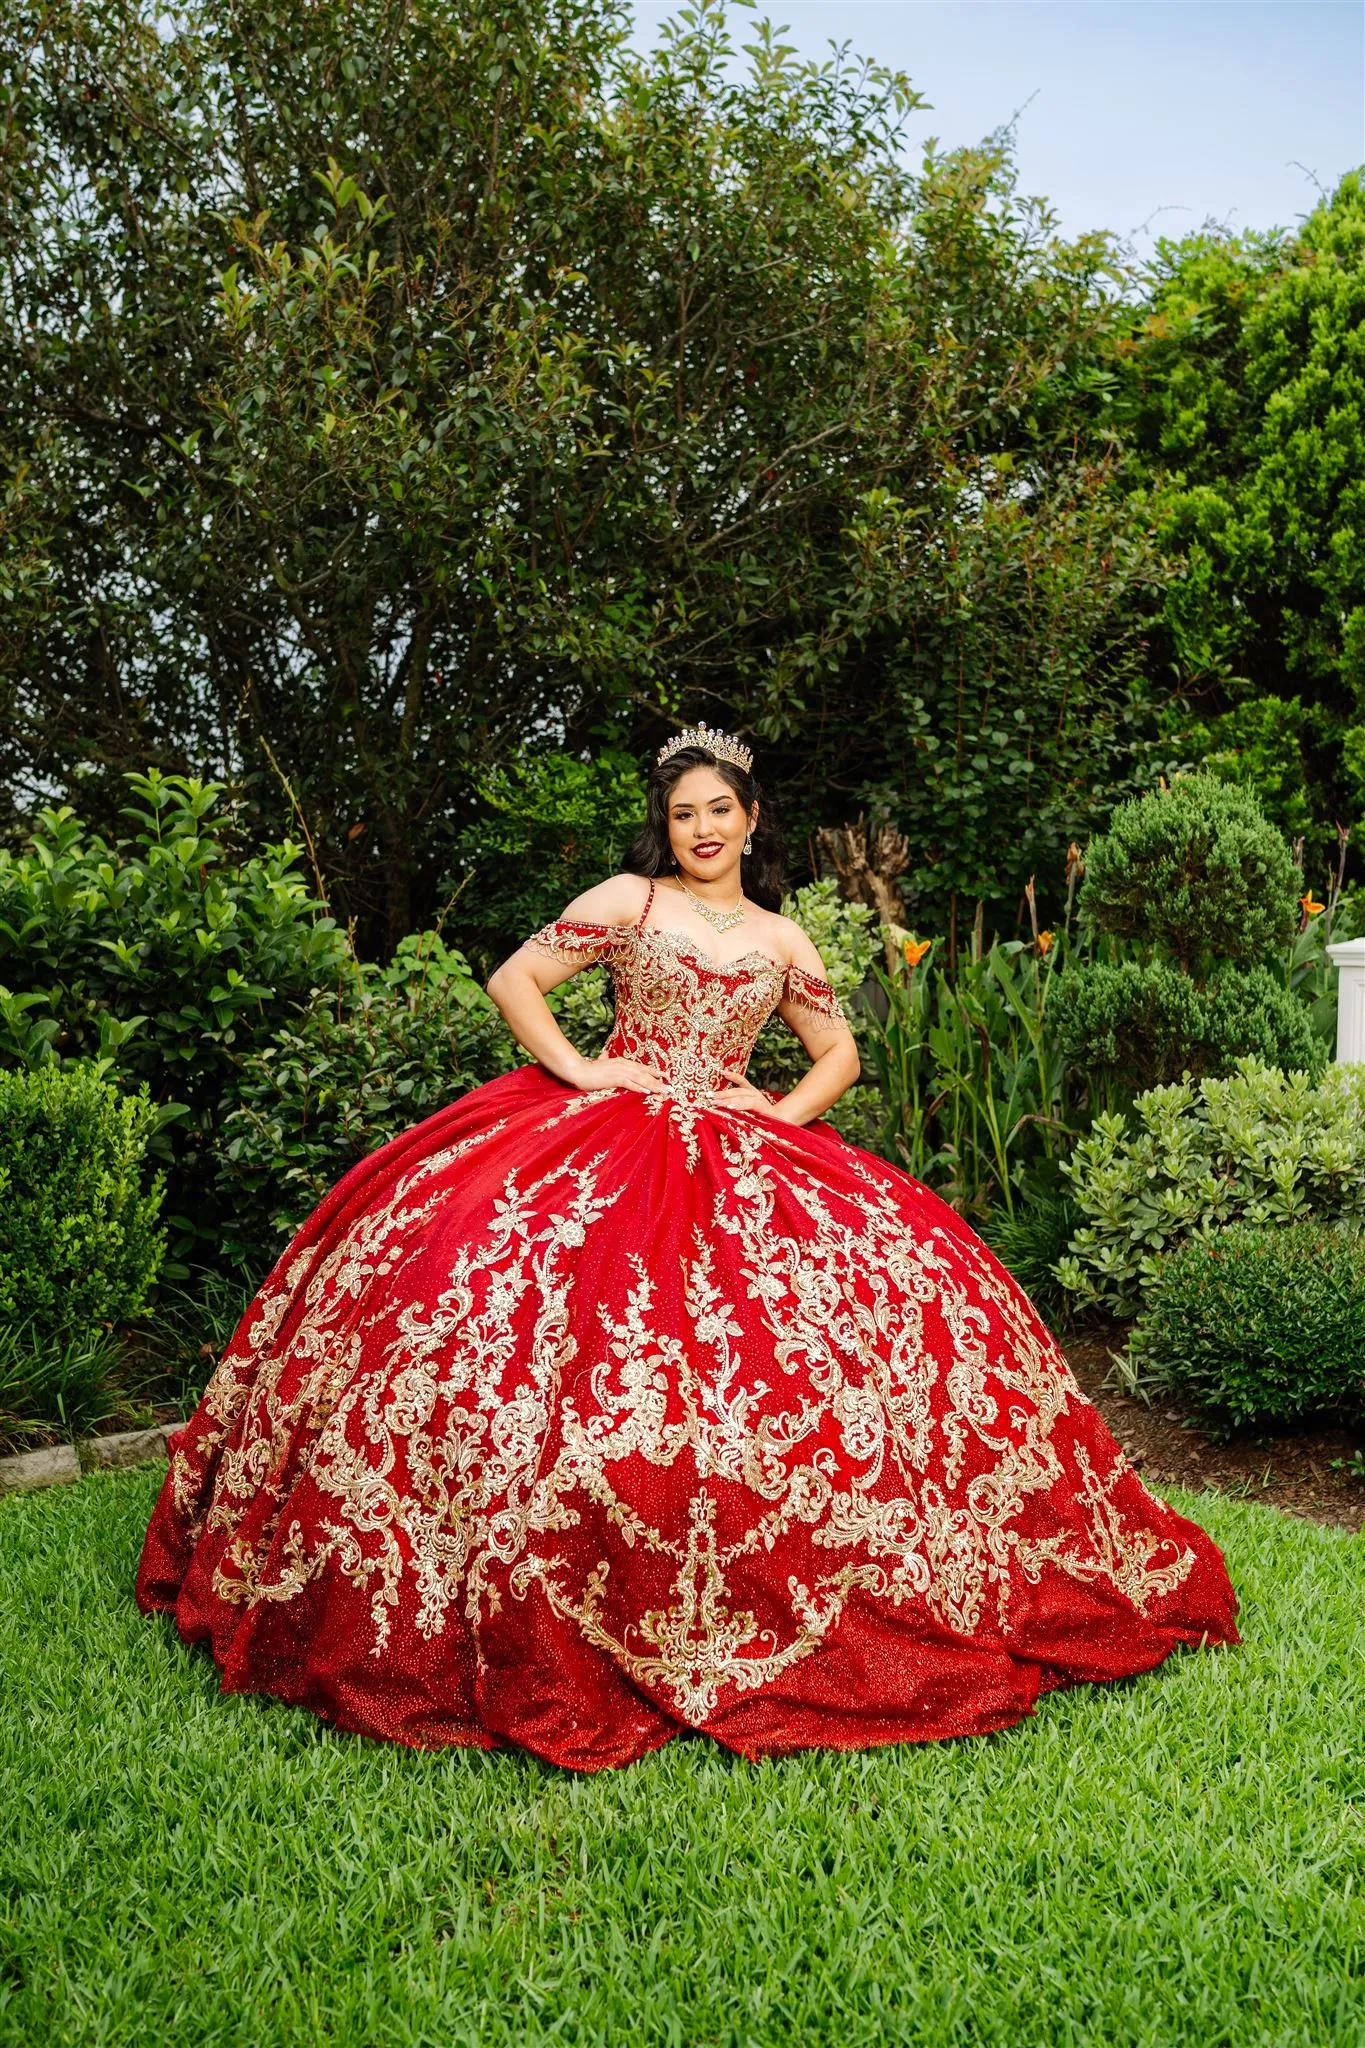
1,1467,1362,2047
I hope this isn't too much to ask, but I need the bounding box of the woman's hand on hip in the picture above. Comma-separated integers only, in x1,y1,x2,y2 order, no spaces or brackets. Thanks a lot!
709,1070,784,1119
569,1053,668,1096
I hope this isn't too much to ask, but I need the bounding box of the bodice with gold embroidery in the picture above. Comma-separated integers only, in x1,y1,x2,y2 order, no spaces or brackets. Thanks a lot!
525,884,847,1102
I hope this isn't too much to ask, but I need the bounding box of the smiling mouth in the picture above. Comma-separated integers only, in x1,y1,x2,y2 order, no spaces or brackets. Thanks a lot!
692,843,724,857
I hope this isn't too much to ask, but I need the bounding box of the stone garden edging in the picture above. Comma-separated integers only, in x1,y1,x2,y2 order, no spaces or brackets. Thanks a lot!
0,1425,173,1497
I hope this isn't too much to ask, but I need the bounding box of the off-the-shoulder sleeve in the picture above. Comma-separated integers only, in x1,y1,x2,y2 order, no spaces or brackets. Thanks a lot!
524,918,625,967
782,962,849,1027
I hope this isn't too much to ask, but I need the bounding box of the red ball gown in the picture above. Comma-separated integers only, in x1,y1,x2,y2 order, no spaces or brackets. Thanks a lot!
138,882,1239,1769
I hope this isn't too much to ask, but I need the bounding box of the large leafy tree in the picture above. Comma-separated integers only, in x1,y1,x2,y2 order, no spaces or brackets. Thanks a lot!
1,0,1167,948
1119,171,1365,869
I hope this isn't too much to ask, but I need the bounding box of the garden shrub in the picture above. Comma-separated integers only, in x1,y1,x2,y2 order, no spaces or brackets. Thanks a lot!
215,932,515,1264
0,772,352,1233
983,1194,1081,1327
1057,776,1314,1092
1053,959,1326,1093
0,1064,166,1345
1055,1056,1365,1318
1077,774,1299,965
1128,1220,1365,1429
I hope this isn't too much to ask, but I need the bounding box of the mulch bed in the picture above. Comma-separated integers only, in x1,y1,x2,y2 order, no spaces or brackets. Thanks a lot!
1066,1327,1365,1535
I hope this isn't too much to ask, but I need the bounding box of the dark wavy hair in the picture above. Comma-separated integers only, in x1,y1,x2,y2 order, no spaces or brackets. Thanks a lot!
624,745,787,910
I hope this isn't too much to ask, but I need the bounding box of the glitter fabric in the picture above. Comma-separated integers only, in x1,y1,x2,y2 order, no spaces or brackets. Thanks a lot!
137,884,1238,1769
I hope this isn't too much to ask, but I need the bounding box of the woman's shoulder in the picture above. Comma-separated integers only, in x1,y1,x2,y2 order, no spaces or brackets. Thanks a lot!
757,908,827,976
556,873,653,927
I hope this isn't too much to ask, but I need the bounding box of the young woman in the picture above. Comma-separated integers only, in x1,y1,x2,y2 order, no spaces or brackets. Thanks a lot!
138,726,1238,1769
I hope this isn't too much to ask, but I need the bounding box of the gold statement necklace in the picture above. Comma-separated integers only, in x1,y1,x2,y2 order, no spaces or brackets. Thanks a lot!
679,877,746,933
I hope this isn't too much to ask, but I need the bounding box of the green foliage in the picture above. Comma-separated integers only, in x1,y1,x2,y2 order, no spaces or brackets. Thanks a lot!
1077,776,1299,966
982,1194,1081,1327
215,933,514,1265
1129,1221,1365,1430
864,930,1076,1219
1343,723,1365,827
0,772,351,1233
0,1321,124,1448
1057,776,1313,1092
448,747,648,970
1057,1057,1365,1318
861,461,1172,933
1052,959,1325,1094
1176,695,1318,845
0,0,1172,945
0,1064,166,1346
1121,171,1365,867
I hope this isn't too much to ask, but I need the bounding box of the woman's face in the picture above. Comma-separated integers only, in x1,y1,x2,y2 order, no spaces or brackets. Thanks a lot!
665,766,758,889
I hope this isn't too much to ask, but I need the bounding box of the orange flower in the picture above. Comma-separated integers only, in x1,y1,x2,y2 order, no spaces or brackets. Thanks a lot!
1301,891,1325,918
902,937,931,969
1036,929,1055,956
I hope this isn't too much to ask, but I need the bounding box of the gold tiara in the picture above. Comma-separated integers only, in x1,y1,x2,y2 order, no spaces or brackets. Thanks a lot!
655,723,753,773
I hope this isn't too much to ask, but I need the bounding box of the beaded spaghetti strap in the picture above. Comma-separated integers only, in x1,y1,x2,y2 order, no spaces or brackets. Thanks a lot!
635,877,655,929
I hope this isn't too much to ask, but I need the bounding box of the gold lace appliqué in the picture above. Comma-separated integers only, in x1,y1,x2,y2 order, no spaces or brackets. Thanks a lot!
172,914,1196,1723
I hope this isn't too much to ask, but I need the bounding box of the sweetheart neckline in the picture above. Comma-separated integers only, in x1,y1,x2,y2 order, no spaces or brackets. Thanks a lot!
634,923,785,979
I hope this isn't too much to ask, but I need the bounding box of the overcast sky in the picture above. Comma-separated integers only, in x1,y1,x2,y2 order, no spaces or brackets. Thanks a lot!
626,0,1364,256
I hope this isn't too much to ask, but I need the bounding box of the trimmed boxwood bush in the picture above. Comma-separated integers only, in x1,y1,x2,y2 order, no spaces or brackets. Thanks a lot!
0,772,353,1257
0,1064,166,1345
1053,959,1326,1093
1129,1220,1365,1430
1077,774,1299,966
1054,775,1316,1093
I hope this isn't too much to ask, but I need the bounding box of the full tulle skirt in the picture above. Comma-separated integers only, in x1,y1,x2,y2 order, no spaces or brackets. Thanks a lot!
138,1065,1239,1769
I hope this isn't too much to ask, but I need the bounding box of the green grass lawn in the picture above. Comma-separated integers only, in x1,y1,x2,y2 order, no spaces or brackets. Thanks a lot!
1,1467,1362,2048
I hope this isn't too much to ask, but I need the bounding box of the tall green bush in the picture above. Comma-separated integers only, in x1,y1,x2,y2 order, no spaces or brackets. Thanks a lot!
1056,1057,1365,1318
1053,776,1314,1092
1076,774,1299,966
1054,959,1323,1094
0,1064,166,1344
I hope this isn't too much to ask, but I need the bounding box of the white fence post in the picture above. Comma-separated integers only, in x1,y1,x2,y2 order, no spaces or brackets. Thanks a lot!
1326,937,1365,1064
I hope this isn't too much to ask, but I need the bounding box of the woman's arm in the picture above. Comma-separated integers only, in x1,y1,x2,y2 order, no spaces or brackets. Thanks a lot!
485,876,668,1097
764,1023,862,1127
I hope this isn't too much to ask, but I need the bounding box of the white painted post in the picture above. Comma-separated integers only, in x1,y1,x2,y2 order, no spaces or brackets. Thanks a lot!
1326,937,1365,1064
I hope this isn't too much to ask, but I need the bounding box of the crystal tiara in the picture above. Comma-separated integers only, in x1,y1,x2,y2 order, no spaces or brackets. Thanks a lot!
655,723,754,773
